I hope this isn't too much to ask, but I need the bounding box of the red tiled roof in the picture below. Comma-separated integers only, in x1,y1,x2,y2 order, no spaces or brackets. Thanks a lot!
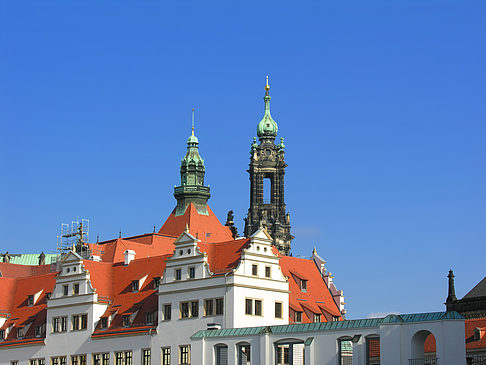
0,262,52,278
198,238,250,274
278,256,343,323
158,204,233,243
425,317,486,353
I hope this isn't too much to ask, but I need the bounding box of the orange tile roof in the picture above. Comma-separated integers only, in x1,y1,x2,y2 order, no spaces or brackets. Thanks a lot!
278,256,343,323
198,238,250,274
0,262,52,278
158,204,233,243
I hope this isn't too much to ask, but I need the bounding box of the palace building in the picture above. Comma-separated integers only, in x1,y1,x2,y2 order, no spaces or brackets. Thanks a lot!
0,81,467,365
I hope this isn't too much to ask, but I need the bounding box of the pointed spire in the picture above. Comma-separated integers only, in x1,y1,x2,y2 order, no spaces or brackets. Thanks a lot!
191,108,195,136
447,269,457,303
265,75,270,95
312,246,317,256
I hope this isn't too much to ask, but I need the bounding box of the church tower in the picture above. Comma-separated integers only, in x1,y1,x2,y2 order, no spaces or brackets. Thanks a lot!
245,78,293,255
173,111,211,216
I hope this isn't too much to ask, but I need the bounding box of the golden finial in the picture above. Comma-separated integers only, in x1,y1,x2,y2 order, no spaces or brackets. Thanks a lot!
265,76,270,91
191,108,195,135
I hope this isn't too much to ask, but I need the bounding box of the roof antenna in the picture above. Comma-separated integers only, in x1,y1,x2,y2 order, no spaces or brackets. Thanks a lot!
191,108,195,136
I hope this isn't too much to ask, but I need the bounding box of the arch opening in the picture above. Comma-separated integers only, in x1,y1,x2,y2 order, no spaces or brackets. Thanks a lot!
410,330,437,365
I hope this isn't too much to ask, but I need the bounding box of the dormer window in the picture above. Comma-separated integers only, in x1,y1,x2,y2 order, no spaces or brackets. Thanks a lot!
153,277,161,289
132,280,139,292
0,329,4,340
28,295,34,306
17,327,24,339
294,311,303,323
35,325,42,337
300,279,307,292
314,314,321,323
146,311,155,324
474,328,482,341
100,317,108,329
122,315,131,327
46,292,52,300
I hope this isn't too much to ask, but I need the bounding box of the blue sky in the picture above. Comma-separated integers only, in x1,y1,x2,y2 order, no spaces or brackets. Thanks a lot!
1,1,485,319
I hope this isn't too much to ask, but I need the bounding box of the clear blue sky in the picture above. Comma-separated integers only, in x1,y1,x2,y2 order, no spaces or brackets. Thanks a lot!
1,1,485,319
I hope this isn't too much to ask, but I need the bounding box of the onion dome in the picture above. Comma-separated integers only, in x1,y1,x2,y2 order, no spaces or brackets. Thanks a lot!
257,76,278,138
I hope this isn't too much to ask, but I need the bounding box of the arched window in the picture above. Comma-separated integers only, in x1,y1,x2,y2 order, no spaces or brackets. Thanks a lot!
274,339,305,365
215,344,228,365
338,336,353,365
365,335,380,365
410,330,437,364
236,342,251,365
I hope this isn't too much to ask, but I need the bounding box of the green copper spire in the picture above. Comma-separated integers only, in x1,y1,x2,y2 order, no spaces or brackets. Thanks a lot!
257,76,278,139
174,109,210,216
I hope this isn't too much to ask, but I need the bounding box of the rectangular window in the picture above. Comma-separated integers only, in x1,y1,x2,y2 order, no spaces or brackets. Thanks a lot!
215,298,224,315
276,344,290,365
254,299,262,316
180,300,198,319
73,283,80,295
339,339,353,365
35,325,42,337
245,299,253,315
366,337,380,365
275,302,283,318
123,315,131,327
333,316,341,322
179,345,190,365
71,355,86,365
11,362,19,365
188,266,195,279
141,349,151,365
132,280,139,292
294,311,302,323
301,280,307,292
146,311,154,324
92,354,101,365
100,317,108,329
314,313,321,323
28,295,34,306
30,359,45,365
252,264,258,276
72,314,88,330
175,268,182,281
114,351,132,365
63,285,69,296
161,347,171,365
52,316,67,332
265,266,271,278
102,353,110,365
238,345,251,365
154,277,160,289
51,357,66,365
163,304,172,321
204,299,214,316
0,329,4,339
17,327,24,338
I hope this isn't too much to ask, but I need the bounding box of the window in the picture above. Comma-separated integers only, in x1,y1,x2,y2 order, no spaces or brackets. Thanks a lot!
141,349,151,365
100,317,108,329
188,266,195,279
63,285,69,296
245,298,262,316
275,302,283,318
333,316,341,322
52,316,67,332
238,344,251,365
11,362,19,365
153,277,161,289
252,264,258,276
132,280,139,292
46,292,52,300
180,300,198,319
265,266,271,278
175,268,182,281
301,279,307,292
93,353,110,365
17,327,24,339
0,329,4,340
314,313,321,323
73,283,80,295
30,359,45,365
215,345,228,365
366,336,380,365
216,298,224,315
276,344,290,365
146,311,155,324
245,299,253,315
71,355,86,365
123,315,131,327
204,299,214,316
294,311,302,323
163,304,172,321
51,357,67,365
115,351,132,365
161,347,171,365
28,295,34,306
35,325,42,337
339,339,353,365
179,345,190,365
72,314,88,330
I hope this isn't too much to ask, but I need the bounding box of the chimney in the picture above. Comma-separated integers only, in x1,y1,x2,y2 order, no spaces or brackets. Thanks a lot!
124,250,135,265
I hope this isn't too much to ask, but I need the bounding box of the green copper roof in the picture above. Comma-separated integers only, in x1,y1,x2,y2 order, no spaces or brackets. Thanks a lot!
0,253,58,265
191,312,464,339
181,129,204,167
257,79,278,138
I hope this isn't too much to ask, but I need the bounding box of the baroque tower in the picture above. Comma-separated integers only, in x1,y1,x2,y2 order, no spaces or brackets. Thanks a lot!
173,112,211,216
245,78,293,255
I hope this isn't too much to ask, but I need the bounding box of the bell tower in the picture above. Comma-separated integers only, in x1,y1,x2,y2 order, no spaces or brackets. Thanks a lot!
245,78,293,255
